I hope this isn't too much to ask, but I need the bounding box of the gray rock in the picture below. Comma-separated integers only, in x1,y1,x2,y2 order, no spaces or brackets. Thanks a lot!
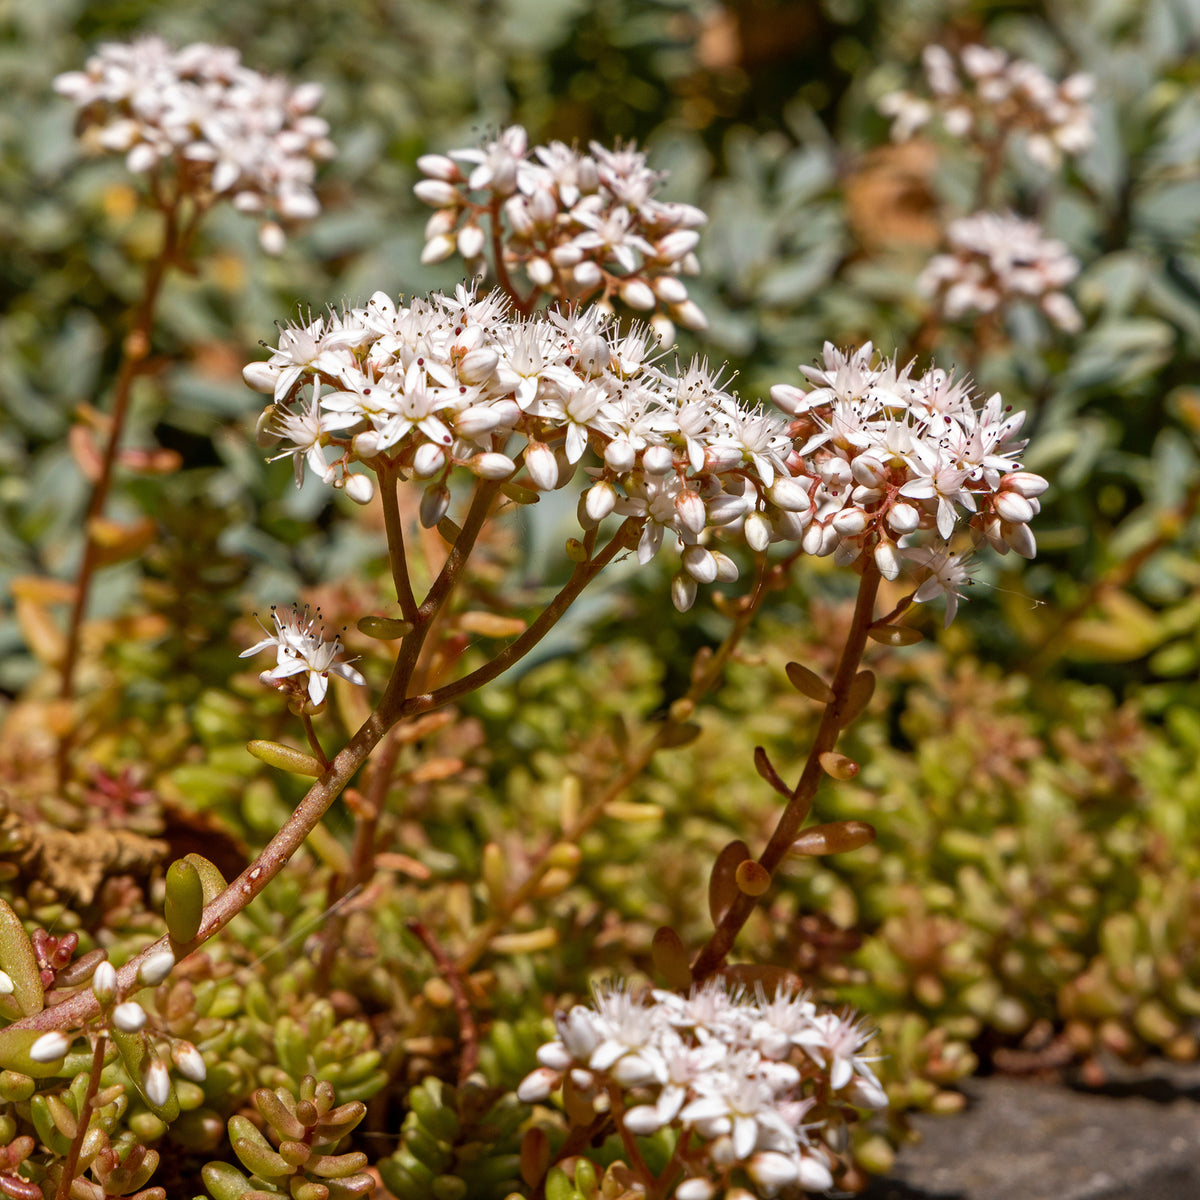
862,1064,1200,1200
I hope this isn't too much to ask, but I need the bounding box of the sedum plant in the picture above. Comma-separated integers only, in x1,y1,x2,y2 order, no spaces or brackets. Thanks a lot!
1,9,1144,1200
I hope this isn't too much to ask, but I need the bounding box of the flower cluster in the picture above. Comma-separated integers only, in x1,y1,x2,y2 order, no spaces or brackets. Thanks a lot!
414,126,707,338
770,343,1048,615
54,37,335,252
518,979,885,1198
879,43,1094,169
240,604,365,706
918,211,1082,332
243,288,798,611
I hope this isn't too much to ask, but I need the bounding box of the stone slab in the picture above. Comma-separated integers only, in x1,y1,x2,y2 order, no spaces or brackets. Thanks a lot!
862,1065,1200,1200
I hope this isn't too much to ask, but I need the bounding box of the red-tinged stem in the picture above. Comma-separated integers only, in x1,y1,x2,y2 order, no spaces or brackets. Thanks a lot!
54,1032,107,1200
690,557,882,980
408,920,480,1086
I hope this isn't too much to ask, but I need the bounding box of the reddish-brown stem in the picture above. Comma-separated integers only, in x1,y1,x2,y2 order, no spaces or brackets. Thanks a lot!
690,557,882,980
300,713,329,768
59,198,181,708
54,1032,107,1200
604,1083,655,1187
408,919,480,1086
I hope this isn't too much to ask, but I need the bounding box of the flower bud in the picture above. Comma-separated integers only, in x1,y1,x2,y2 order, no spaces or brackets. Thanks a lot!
604,440,636,473
585,481,617,522
994,491,1035,524
682,545,717,584
258,222,286,256
619,279,656,311
424,209,457,239
851,454,887,488
457,223,485,260
744,511,772,552
671,572,698,612
142,1056,171,1110
874,540,901,580
413,179,460,207
112,1001,148,1033
0,970,12,996
524,441,559,490
653,230,701,262
529,186,558,225
420,484,452,528
91,961,118,1006
673,300,708,330
887,502,921,535
138,949,176,987
29,1032,70,1064
413,443,446,478
767,477,811,512
573,260,603,289
642,444,674,475
711,551,740,582
652,274,688,304
468,453,516,480
676,1181,716,1200
706,494,748,526
517,1067,558,1103
416,154,460,182
550,242,583,268
243,362,278,394
527,257,554,287
675,489,707,535
421,234,457,265
342,473,374,504
171,1040,207,1083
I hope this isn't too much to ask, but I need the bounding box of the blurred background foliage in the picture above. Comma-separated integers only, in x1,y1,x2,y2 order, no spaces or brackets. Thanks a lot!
3,0,1200,1190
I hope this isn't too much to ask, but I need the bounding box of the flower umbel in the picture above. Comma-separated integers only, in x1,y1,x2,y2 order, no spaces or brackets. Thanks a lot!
240,604,365,706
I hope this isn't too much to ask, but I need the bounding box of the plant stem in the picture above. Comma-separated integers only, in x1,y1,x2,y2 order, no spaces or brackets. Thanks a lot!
408,919,479,1086
489,197,527,314
54,1032,107,1200
690,557,882,980
59,200,180,706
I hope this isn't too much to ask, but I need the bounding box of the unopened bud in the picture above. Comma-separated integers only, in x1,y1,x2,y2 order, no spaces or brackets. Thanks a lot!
91,961,118,1006
138,949,176,987
141,1057,171,1109
619,279,656,311
112,1002,148,1033
524,441,559,490
342,473,374,504
818,751,859,780
171,1040,207,1083
29,1032,71,1064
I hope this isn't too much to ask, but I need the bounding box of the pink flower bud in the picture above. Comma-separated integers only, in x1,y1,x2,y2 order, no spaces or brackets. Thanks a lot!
675,490,707,535
416,154,460,182
469,453,517,481
619,279,656,311
524,441,559,490
671,572,698,612
413,179,460,207
994,491,1034,524
343,473,374,505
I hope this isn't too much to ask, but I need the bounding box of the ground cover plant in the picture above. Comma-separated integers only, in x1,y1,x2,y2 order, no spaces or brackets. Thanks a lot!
1,0,1199,1196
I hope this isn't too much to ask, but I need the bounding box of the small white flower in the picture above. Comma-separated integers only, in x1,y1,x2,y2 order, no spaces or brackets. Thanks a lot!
240,604,365,706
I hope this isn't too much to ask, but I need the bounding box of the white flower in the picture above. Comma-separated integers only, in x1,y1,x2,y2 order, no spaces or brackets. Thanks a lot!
904,545,974,625
240,604,365,706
